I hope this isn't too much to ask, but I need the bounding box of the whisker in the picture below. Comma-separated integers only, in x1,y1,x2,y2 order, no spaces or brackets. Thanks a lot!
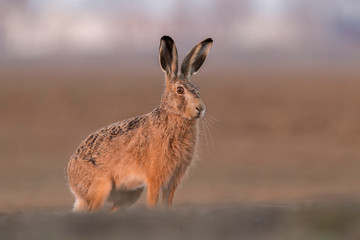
206,114,220,124
204,114,220,135
199,119,210,152
203,117,214,148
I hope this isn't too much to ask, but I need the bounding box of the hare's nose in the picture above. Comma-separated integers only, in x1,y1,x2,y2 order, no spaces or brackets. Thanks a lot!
196,105,206,117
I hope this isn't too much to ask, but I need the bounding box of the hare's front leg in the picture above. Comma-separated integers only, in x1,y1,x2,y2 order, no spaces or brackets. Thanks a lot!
146,177,162,207
162,165,188,207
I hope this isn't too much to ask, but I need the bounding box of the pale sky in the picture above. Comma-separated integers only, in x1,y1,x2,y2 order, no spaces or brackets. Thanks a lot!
1,0,359,59
251,0,287,15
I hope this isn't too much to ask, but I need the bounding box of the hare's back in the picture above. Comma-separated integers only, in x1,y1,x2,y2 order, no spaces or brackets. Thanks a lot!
72,115,150,162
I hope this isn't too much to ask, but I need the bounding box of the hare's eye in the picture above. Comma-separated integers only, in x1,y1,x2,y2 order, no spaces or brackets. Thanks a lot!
177,87,184,94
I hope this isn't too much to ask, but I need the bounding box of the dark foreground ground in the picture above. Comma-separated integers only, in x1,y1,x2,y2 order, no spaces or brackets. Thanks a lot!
1,202,360,240
1,63,360,239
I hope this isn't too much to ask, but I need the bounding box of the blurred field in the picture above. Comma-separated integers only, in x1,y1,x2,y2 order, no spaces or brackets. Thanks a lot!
1,63,360,238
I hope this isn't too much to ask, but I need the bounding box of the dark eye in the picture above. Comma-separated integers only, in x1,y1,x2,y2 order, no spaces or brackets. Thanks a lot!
177,86,184,94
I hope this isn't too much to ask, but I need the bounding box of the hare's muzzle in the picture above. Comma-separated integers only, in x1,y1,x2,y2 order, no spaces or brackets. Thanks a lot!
195,105,206,119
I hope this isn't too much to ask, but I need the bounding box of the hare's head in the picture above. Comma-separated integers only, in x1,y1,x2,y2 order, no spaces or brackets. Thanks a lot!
159,36,213,120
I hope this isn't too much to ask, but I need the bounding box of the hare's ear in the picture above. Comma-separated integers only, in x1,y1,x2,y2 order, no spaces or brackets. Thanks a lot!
159,36,178,79
180,38,213,79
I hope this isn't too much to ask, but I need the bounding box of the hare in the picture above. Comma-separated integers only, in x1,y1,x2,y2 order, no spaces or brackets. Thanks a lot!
67,36,213,212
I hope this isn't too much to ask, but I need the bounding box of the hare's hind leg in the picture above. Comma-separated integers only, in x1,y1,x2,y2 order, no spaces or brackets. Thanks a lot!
86,179,113,212
70,178,112,212
68,159,113,212
69,184,90,212
72,195,89,212
108,185,145,212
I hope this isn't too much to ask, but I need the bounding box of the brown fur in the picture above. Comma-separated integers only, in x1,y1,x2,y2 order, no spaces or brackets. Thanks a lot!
67,36,213,212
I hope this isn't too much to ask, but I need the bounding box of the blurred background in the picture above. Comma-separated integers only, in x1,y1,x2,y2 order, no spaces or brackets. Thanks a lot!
1,0,360,63
1,0,360,214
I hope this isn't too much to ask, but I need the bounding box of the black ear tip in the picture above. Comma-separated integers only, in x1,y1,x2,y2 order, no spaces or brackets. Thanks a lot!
203,38,213,43
161,35,173,42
